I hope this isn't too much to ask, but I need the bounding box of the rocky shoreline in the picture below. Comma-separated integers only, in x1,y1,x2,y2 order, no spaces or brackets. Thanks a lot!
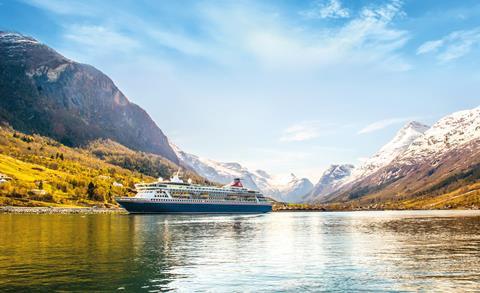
0,206,127,214
2,205,326,214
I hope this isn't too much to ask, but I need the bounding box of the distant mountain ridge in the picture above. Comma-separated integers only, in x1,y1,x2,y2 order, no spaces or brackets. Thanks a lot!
0,31,178,163
278,173,314,203
308,106,480,208
304,164,354,202
170,142,313,202
307,121,429,202
347,121,430,182
397,107,480,164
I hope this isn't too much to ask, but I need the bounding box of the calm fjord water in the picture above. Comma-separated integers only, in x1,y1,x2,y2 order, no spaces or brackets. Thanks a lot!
1,211,480,292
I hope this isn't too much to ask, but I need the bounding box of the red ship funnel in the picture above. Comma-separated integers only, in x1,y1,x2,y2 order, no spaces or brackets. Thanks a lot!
231,178,243,187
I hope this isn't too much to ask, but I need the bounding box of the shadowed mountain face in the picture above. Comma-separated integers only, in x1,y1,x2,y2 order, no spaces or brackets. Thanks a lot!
0,32,178,164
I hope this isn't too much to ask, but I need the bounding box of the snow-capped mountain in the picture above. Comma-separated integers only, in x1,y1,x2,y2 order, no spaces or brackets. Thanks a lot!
321,106,480,205
307,121,429,203
170,143,259,190
304,164,355,202
170,142,313,201
344,121,429,184
278,174,314,203
398,107,480,164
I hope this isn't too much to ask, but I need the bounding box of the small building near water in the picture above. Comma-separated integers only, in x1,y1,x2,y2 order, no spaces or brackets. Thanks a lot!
112,181,123,187
0,173,12,184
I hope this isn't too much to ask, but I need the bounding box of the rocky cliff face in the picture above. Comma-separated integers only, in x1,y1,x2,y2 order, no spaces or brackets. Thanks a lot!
0,32,178,163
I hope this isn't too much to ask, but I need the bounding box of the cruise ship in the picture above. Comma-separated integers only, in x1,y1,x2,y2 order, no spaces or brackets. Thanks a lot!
115,173,273,214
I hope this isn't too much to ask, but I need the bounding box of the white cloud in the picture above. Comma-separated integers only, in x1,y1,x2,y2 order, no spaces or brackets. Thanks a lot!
416,27,480,62
416,40,444,55
301,0,350,19
148,30,207,57
358,117,412,134
22,0,94,15
64,25,140,53
241,0,410,71
28,0,411,73
280,121,331,142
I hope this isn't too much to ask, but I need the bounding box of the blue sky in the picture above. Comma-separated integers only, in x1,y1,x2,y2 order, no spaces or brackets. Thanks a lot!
1,0,479,181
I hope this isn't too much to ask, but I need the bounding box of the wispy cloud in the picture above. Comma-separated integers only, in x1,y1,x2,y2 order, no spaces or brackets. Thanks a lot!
21,0,94,15
244,0,409,71
23,0,411,72
416,27,480,62
300,0,350,19
63,25,140,54
280,121,332,142
148,30,207,57
358,117,413,134
416,40,444,55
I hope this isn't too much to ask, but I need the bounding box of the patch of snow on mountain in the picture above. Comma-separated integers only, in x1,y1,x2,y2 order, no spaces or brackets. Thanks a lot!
278,174,314,203
306,121,429,202
345,121,429,183
305,164,355,201
399,107,480,164
0,32,39,45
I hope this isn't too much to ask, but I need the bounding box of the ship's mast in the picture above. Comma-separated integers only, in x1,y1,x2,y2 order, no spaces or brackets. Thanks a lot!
170,169,184,183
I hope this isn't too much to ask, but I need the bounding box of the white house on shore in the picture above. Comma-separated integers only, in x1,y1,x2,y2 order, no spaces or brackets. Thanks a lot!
112,181,123,187
0,173,12,184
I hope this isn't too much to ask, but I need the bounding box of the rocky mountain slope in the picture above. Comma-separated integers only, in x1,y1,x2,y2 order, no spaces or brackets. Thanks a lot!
307,121,429,203
345,121,429,184
304,164,354,202
279,174,314,203
171,142,313,202
0,31,178,163
321,107,480,208
398,108,480,164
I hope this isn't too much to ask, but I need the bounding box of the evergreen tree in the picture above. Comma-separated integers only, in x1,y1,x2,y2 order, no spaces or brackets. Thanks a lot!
87,182,96,200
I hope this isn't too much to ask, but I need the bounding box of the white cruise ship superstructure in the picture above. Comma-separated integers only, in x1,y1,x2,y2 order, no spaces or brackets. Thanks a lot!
116,173,272,214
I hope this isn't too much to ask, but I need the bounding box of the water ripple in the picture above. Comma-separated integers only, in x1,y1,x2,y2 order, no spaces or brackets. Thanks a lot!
1,211,480,291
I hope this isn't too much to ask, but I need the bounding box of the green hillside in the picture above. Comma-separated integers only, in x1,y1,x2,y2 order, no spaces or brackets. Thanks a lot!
0,126,204,207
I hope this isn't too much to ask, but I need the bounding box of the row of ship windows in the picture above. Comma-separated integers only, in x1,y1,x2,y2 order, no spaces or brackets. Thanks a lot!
169,193,252,197
146,192,258,199
149,198,258,203
145,193,265,200
152,196,262,202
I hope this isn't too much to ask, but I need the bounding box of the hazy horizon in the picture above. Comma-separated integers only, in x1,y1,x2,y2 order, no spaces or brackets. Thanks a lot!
1,0,480,182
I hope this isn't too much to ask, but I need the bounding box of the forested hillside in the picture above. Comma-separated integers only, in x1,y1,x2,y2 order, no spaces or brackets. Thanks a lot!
0,126,205,207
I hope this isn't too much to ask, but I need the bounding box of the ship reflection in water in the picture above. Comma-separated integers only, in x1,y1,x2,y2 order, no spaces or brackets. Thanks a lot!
1,211,480,291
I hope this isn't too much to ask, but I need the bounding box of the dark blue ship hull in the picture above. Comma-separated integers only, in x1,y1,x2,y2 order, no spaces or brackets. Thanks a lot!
116,199,272,214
